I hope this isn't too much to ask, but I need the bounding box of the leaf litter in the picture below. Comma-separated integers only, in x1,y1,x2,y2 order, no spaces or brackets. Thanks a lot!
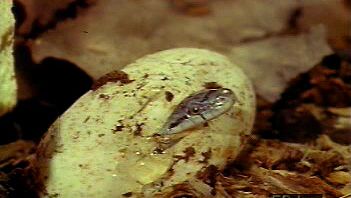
29,0,300,79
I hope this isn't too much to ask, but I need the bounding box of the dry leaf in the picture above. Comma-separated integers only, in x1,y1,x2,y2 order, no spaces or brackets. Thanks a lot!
326,171,351,185
170,0,211,16
225,137,351,197
30,0,299,79
16,0,77,35
298,0,351,49
218,167,343,197
254,168,342,197
0,140,35,169
229,26,332,102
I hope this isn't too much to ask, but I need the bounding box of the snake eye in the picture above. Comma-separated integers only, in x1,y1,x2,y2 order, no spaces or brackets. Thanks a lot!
221,88,232,95
189,106,200,114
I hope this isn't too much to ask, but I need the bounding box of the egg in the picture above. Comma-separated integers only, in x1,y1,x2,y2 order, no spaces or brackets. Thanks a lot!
34,48,256,197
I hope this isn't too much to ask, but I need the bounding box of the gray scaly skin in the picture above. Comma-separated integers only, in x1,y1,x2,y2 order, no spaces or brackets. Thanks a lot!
160,88,236,135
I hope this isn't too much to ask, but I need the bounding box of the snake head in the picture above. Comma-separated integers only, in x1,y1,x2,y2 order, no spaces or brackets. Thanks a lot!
159,88,236,135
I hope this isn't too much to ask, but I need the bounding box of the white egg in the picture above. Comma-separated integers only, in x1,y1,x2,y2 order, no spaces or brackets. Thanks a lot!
34,48,256,197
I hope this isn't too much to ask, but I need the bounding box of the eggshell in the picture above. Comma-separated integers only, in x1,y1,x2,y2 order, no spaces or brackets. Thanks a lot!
34,48,255,197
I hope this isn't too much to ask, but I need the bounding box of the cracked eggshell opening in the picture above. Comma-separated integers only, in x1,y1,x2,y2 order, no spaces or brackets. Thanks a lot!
34,48,255,197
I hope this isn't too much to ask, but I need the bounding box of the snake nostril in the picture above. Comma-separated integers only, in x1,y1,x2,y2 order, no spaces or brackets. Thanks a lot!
216,96,226,102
